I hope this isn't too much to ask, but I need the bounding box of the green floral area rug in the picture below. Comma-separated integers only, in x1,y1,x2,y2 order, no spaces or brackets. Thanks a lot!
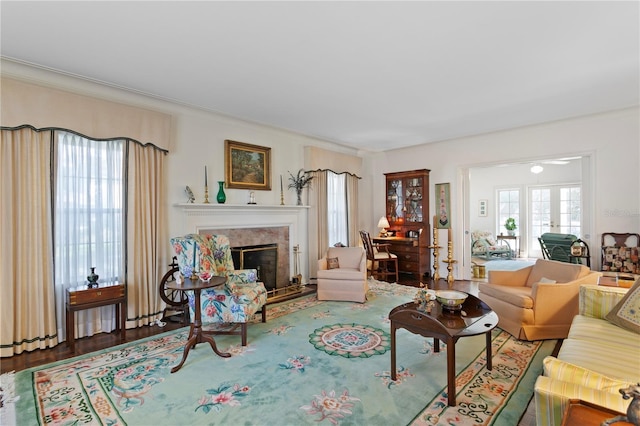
14,280,555,425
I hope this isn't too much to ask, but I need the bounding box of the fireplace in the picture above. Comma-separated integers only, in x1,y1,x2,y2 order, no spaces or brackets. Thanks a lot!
231,244,278,292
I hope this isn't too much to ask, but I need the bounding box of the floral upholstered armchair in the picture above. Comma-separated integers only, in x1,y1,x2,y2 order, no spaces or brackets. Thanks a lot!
471,230,512,260
170,234,267,346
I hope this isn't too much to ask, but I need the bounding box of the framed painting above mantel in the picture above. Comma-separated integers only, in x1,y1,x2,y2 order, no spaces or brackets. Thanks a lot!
225,140,271,190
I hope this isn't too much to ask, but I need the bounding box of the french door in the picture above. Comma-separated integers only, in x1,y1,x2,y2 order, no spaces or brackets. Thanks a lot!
528,184,581,257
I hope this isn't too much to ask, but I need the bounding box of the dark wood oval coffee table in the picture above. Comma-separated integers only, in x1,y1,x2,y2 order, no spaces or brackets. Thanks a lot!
389,293,498,406
166,276,230,373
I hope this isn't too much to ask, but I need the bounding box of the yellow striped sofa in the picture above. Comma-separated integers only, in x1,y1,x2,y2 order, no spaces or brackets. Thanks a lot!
534,283,640,425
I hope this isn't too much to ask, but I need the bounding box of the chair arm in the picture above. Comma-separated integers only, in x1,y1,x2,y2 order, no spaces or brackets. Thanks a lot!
531,281,582,324
227,269,258,292
318,258,328,271
358,253,367,272
487,266,532,286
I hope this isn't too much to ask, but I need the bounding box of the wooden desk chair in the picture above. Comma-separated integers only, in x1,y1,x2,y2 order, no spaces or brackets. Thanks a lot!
360,230,399,283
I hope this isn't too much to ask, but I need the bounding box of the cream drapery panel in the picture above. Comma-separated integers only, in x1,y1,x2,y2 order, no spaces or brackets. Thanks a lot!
308,170,329,280
1,127,58,357
126,142,168,327
346,173,360,248
307,170,361,280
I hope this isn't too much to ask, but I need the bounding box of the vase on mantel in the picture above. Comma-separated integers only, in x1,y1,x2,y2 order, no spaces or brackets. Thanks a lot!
216,181,226,204
296,189,303,206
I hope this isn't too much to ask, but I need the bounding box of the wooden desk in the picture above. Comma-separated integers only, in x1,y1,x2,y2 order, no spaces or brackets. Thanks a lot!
561,399,630,426
373,236,429,279
166,276,230,373
66,282,126,352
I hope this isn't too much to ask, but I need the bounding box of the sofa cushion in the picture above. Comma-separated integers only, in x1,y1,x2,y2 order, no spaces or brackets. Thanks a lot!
317,268,363,281
525,259,589,287
559,316,640,382
605,277,640,334
543,356,632,391
478,283,534,308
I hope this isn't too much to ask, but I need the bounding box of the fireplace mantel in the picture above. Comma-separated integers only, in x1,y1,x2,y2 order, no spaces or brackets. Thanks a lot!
176,203,310,214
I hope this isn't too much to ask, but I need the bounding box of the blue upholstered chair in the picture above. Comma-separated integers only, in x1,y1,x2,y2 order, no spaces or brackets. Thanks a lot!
170,234,267,345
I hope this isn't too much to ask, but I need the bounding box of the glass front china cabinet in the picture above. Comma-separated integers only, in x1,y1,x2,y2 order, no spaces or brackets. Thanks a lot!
380,169,431,280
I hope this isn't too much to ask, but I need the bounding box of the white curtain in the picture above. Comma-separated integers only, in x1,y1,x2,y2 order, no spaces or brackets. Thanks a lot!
327,172,347,246
54,131,125,340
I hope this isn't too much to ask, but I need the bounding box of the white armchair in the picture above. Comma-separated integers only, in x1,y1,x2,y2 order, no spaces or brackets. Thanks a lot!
317,247,368,303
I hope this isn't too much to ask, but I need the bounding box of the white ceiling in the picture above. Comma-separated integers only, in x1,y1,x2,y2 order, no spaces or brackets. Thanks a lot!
1,1,638,152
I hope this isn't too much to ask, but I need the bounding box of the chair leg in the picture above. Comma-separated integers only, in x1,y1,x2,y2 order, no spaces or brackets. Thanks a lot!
241,323,248,346
261,305,267,323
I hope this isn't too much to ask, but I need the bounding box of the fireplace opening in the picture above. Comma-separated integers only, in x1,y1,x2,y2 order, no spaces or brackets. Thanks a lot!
231,244,278,292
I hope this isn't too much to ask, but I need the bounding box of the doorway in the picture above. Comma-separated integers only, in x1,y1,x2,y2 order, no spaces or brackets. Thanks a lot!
462,154,594,280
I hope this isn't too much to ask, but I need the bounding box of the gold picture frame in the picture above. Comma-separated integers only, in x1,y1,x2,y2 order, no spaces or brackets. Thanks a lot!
224,140,271,190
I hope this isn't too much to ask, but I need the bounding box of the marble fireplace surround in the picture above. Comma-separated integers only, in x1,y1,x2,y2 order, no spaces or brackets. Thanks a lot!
176,204,309,287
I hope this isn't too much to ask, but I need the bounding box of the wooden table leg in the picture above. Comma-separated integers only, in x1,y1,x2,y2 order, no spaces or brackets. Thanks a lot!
446,337,456,406
66,305,75,352
120,300,126,343
390,323,397,380
485,331,492,370
171,288,230,374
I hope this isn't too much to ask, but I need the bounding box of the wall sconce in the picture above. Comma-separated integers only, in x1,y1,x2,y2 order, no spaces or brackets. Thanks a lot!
530,164,544,174
377,216,390,237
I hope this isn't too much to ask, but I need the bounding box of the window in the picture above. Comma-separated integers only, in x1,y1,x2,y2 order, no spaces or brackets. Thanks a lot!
498,189,520,234
54,131,125,336
327,171,348,246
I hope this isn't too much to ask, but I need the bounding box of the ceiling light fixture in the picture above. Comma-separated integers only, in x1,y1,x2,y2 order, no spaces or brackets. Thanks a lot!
530,164,544,174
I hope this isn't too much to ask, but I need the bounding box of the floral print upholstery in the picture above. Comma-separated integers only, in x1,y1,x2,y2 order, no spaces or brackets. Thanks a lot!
170,234,267,326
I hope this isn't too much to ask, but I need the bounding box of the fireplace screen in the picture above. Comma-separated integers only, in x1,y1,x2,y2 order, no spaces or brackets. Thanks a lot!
231,244,278,291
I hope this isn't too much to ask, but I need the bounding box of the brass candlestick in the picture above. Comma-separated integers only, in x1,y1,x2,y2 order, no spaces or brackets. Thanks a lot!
443,240,457,288
428,222,441,283
204,185,210,204
428,244,442,283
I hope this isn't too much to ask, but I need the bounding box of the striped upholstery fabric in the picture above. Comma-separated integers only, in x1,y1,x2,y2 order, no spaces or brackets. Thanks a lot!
534,375,630,426
579,284,628,319
534,284,640,426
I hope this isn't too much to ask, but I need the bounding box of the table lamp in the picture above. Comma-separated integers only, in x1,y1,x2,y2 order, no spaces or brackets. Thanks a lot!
377,216,390,237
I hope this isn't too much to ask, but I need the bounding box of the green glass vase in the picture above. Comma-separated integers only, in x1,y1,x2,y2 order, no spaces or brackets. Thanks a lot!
216,181,226,204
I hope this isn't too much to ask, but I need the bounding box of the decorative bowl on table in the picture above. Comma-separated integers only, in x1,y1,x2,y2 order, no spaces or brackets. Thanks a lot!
198,271,212,283
435,290,468,310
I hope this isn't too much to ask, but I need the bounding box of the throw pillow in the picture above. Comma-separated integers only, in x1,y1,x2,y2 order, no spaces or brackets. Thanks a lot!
327,257,340,270
539,277,557,284
605,277,640,334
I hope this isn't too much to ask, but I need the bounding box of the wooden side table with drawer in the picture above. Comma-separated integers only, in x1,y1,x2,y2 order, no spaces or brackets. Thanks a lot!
66,282,126,352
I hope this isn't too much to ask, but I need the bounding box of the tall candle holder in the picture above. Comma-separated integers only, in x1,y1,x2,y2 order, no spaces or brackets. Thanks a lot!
443,240,457,289
428,224,441,284
203,185,210,204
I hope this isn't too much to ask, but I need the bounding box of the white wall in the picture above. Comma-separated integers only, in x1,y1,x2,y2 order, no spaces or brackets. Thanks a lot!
371,107,640,278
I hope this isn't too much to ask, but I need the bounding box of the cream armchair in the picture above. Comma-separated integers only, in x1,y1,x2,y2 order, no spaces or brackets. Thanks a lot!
317,247,368,303
478,259,601,340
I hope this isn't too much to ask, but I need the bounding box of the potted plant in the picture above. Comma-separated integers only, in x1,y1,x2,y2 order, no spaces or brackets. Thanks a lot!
505,217,517,236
